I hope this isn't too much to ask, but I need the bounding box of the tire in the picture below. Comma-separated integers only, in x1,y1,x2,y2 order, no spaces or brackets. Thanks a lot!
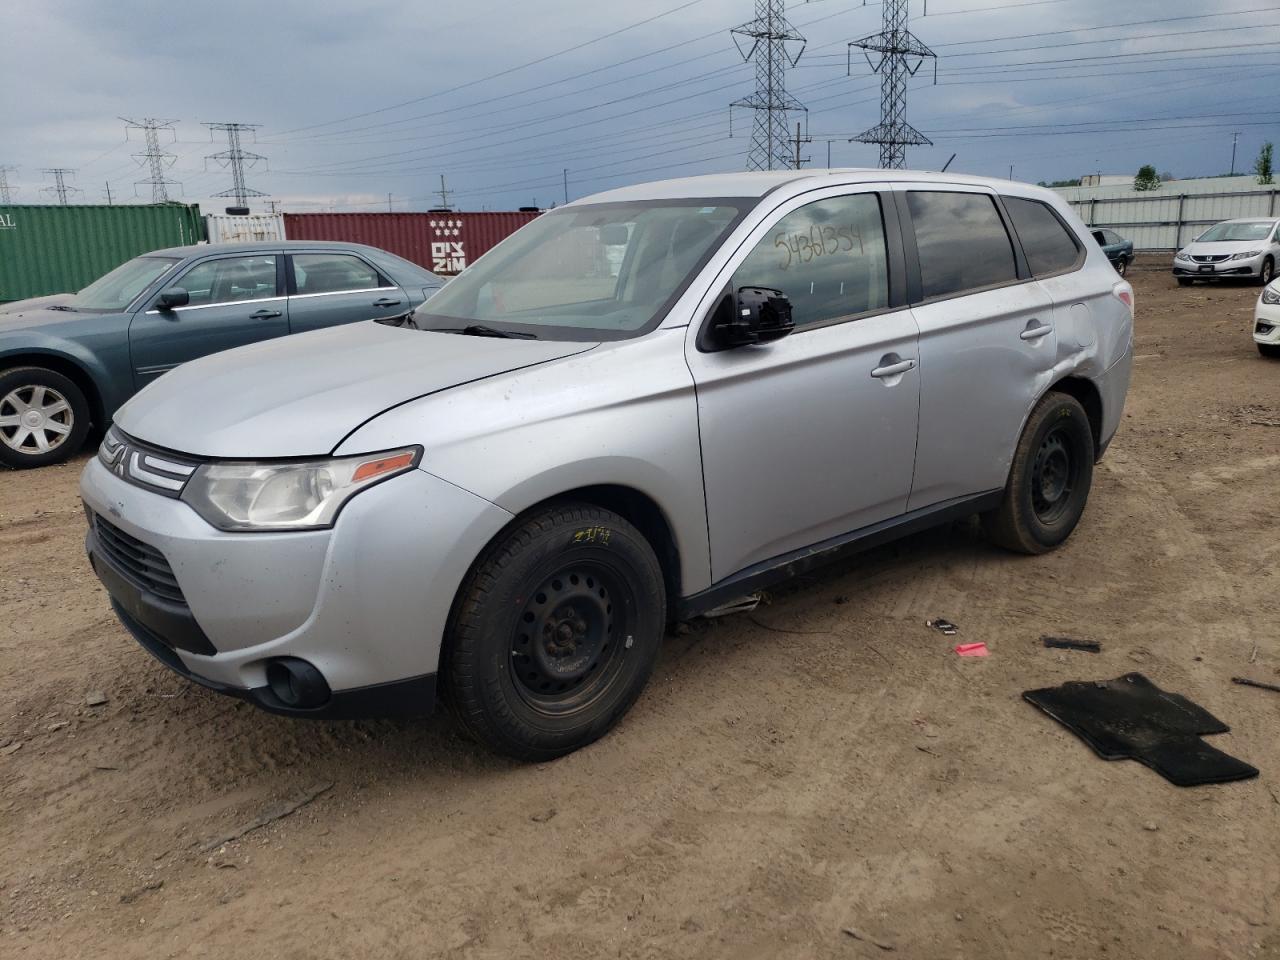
982,392,1095,555
0,366,91,469
1259,343,1280,359
1115,257,1128,277
1176,277,1193,287
1259,257,1275,287
442,502,665,761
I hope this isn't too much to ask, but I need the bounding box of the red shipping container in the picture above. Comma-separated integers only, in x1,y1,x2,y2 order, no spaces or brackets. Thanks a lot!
281,211,541,276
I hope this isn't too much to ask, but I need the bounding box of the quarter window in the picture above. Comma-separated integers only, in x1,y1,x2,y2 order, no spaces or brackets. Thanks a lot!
292,253,384,295
730,193,889,329
175,256,278,307
907,191,1017,300
1003,196,1082,277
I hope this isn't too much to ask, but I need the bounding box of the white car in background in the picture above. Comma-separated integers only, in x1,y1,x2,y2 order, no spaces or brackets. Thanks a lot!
1173,218,1280,286
1255,280,1280,358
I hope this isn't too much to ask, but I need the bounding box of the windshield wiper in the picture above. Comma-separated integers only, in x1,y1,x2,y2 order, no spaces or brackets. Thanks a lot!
47,304,77,312
441,324,539,340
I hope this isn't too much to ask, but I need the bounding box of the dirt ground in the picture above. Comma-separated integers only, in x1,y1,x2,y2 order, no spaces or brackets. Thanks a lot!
3,259,1279,959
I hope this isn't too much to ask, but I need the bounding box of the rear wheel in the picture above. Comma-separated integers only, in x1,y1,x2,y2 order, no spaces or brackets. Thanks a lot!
983,392,1095,555
1259,343,1280,359
442,502,665,761
0,367,91,469
1115,257,1128,277
1259,257,1275,286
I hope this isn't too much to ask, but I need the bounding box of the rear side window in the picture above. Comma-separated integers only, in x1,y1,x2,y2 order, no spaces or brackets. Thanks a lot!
292,253,384,295
1003,196,1082,277
907,192,1017,300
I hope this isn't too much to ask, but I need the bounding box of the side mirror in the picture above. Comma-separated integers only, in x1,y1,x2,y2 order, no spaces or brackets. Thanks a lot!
714,286,794,347
155,287,189,311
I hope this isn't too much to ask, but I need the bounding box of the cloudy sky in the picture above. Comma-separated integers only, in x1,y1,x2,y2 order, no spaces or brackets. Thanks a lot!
2,0,1277,213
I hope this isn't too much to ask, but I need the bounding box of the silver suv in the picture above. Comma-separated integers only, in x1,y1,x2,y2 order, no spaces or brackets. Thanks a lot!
81,171,1134,760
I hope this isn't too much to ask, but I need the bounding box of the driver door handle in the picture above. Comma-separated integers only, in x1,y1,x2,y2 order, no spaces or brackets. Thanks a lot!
1020,319,1053,341
871,357,916,379
250,309,283,320
372,297,402,307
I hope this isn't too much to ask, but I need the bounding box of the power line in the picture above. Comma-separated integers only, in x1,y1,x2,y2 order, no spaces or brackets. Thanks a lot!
41,168,81,205
121,117,181,203
850,0,936,169
204,122,268,209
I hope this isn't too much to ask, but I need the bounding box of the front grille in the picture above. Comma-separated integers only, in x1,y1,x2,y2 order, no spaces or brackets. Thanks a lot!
98,428,201,499
93,515,186,605
1191,255,1230,263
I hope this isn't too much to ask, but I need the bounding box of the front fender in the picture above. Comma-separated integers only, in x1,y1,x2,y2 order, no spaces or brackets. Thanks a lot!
0,331,131,420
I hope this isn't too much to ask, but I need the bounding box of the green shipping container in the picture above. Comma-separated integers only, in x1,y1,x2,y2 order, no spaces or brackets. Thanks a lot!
0,203,205,303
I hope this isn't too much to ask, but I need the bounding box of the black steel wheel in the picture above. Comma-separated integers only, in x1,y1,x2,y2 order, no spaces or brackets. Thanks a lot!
983,391,1095,555
443,502,665,761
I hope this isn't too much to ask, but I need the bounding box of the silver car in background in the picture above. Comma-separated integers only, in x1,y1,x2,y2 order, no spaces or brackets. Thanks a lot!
1173,218,1280,286
81,170,1134,760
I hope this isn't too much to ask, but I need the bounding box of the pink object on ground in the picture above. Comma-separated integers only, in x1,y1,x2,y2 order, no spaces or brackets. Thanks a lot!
954,642,990,657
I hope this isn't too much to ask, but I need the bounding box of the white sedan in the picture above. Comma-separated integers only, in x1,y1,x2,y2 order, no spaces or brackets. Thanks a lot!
1255,280,1280,358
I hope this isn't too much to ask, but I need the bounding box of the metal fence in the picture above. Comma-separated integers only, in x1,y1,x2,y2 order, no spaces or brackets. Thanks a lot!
1060,186,1280,251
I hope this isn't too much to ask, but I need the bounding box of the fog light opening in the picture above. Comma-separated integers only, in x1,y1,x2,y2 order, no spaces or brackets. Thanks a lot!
265,658,331,709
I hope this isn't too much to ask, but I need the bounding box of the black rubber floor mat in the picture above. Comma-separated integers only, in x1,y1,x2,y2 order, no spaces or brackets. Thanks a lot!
1023,673,1258,786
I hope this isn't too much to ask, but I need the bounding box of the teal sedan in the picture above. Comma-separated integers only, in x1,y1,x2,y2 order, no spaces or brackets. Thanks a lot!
0,241,442,468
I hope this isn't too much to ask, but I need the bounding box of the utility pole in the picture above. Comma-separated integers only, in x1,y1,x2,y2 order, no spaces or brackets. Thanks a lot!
563,168,569,205
121,117,180,202
730,0,807,171
791,122,811,170
435,174,453,210
204,122,268,210
848,0,937,169
0,166,15,204
387,192,393,212
1230,131,1241,176
103,181,114,205
267,200,279,214
1009,164,1014,180
41,168,81,205
827,140,834,168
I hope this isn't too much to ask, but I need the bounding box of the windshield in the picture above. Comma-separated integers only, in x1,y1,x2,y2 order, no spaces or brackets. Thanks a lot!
1196,222,1274,242
69,256,180,311
412,200,749,340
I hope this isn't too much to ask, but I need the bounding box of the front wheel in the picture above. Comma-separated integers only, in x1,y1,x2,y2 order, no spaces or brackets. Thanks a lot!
1259,343,1280,359
1259,257,1275,286
983,392,1095,555
1115,258,1128,277
0,366,91,469
442,502,665,761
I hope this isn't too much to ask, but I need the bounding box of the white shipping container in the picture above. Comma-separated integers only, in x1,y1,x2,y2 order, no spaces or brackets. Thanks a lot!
205,213,286,244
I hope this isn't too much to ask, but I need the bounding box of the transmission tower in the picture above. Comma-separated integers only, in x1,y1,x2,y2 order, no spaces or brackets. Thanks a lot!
848,0,937,169
730,0,807,172
122,117,181,203
204,122,268,209
0,166,15,204
41,168,82,205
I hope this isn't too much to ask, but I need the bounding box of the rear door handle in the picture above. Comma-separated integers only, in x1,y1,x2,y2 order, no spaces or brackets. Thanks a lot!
250,309,283,320
871,357,916,379
372,297,402,307
1020,320,1053,341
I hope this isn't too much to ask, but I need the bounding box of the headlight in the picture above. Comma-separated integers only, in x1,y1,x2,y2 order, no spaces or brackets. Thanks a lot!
1174,251,1191,262
1263,286,1280,305
181,447,421,531
1230,250,1263,260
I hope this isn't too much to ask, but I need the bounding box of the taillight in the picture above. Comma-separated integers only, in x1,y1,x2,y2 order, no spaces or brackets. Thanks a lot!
1113,282,1134,312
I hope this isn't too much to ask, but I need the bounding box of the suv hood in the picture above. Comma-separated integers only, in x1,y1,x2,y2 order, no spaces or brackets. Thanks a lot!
115,321,597,458
1183,239,1270,257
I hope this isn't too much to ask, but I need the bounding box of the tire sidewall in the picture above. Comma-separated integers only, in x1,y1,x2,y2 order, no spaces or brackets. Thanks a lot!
1013,398,1094,551
451,510,665,757
0,367,91,469
1261,258,1275,286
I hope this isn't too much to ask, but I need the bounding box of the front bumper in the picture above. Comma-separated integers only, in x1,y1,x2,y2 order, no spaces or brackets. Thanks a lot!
1254,297,1280,345
81,455,514,718
1173,255,1265,279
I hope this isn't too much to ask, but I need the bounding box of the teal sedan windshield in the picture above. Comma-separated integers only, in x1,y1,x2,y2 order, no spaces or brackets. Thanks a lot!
413,200,748,341
69,256,180,312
